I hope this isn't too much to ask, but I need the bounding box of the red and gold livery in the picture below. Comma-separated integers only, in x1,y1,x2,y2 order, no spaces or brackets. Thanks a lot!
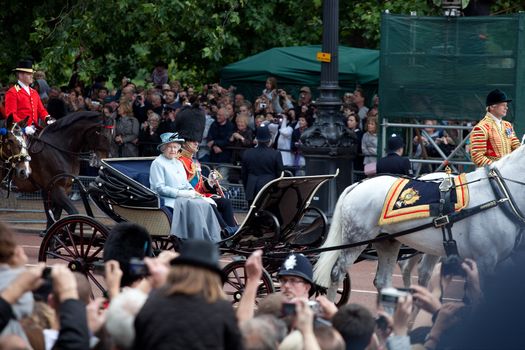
469,114,520,167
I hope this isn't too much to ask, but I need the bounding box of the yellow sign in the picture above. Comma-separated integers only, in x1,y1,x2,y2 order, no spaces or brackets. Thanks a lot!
316,52,331,63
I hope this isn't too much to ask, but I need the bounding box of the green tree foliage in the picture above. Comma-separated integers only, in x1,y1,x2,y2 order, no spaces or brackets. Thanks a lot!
0,0,522,87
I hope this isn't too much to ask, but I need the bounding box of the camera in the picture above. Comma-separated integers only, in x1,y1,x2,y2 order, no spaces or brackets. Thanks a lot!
129,258,149,278
307,300,321,315
441,255,466,277
378,287,409,314
42,267,52,280
92,101,101,106
376,315,389,331
282,302,296,316
281,300,321,317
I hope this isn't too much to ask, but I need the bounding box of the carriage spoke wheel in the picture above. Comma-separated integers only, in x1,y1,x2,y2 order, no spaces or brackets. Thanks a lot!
38,215,110,295
151,236,181,255
222,260,275,306
314,273,351,307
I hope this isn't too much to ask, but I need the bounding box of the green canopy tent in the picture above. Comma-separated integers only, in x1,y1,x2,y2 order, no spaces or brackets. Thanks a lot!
220,45,379,102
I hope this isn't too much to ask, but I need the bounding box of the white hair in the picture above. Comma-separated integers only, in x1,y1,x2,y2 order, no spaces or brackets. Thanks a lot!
105,288,148,349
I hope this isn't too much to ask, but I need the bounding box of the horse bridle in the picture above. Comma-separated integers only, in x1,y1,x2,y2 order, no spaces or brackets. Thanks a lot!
0,123,31,168
487,166,525,225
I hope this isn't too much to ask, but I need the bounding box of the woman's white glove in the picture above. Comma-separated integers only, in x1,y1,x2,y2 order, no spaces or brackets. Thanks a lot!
177,189,198,198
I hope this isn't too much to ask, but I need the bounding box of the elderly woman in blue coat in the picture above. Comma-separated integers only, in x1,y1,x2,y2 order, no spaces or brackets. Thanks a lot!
149,132,221,242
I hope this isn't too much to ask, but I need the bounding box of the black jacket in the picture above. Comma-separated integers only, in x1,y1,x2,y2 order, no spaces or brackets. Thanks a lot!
0,297,13,333
134,293,242,350
376,152,412,176
52,299,90,350
241,143,284,203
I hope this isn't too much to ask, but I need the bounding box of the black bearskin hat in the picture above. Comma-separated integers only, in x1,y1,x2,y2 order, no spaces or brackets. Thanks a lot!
175,106,206,142
103,222,153,287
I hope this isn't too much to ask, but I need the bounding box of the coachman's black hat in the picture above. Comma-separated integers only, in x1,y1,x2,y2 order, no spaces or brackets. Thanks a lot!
174,106,206,142
170,239,226,282
13,59,34,73
486,89,512,106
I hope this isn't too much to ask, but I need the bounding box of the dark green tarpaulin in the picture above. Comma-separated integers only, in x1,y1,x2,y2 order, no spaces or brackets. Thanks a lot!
379,13,525,135
220,45,379,102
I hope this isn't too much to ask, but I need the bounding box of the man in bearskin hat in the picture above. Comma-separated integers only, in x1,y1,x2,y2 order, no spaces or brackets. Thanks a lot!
470,89,520,167
175,106,238,235
4,59,54,131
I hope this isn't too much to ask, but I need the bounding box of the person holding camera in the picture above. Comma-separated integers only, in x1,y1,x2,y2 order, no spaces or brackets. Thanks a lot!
138,112,161,156
262,77,285,114
133,239,243,350
294,86,315,124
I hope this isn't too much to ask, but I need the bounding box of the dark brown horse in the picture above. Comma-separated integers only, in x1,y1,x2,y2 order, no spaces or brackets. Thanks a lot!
12,111,111,230
0,115,31,183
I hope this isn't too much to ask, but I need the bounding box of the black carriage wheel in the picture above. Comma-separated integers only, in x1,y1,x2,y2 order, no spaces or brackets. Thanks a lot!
38,215,110,295
314,273,351,307
151,236,181,255
222,260,275,306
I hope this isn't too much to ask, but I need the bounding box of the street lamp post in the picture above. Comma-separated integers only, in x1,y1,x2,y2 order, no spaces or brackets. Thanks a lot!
300,0,358,216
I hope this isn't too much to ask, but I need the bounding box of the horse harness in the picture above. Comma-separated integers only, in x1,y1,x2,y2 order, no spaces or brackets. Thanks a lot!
266,167,525,258
0,124,31,189
0,124,31,167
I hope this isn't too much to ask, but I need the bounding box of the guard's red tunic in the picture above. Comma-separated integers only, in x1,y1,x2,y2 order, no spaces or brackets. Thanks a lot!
179,149,213,197
4,83,49,126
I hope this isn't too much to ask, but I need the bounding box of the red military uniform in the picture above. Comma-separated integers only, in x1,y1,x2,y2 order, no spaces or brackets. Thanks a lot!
5,83,49,126
469,113,520,167
179,149,214,197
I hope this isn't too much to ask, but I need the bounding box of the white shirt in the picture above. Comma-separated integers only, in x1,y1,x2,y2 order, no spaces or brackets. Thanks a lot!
488,112,503,130
17,80,30,94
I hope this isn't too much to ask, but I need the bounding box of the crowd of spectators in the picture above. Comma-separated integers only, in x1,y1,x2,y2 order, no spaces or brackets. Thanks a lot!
1,219,524,350
0,65,478,183
0,71,386,180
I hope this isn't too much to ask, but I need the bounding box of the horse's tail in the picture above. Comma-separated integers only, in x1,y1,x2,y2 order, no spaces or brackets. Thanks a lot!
314,182,359,288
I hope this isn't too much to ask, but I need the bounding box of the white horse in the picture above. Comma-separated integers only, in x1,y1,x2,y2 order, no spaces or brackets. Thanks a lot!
314,145,525,297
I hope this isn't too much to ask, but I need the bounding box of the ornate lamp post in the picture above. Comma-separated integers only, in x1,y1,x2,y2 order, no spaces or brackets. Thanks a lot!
300,0,358,216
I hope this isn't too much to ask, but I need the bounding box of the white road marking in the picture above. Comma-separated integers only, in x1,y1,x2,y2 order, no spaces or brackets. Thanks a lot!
351,289,378,294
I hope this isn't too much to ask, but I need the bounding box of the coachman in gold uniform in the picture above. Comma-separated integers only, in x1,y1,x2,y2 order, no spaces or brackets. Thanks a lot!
470,89,520,167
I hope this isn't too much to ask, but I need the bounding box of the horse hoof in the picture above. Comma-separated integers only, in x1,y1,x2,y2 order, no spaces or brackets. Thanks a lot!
39,231,47,238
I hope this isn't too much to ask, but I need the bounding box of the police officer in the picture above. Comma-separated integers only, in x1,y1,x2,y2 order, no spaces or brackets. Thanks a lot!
277,253,314,301
241,125,284,206
376,135,412,176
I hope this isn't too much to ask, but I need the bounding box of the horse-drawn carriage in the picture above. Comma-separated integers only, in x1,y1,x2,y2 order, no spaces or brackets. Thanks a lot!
37,157,351,304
